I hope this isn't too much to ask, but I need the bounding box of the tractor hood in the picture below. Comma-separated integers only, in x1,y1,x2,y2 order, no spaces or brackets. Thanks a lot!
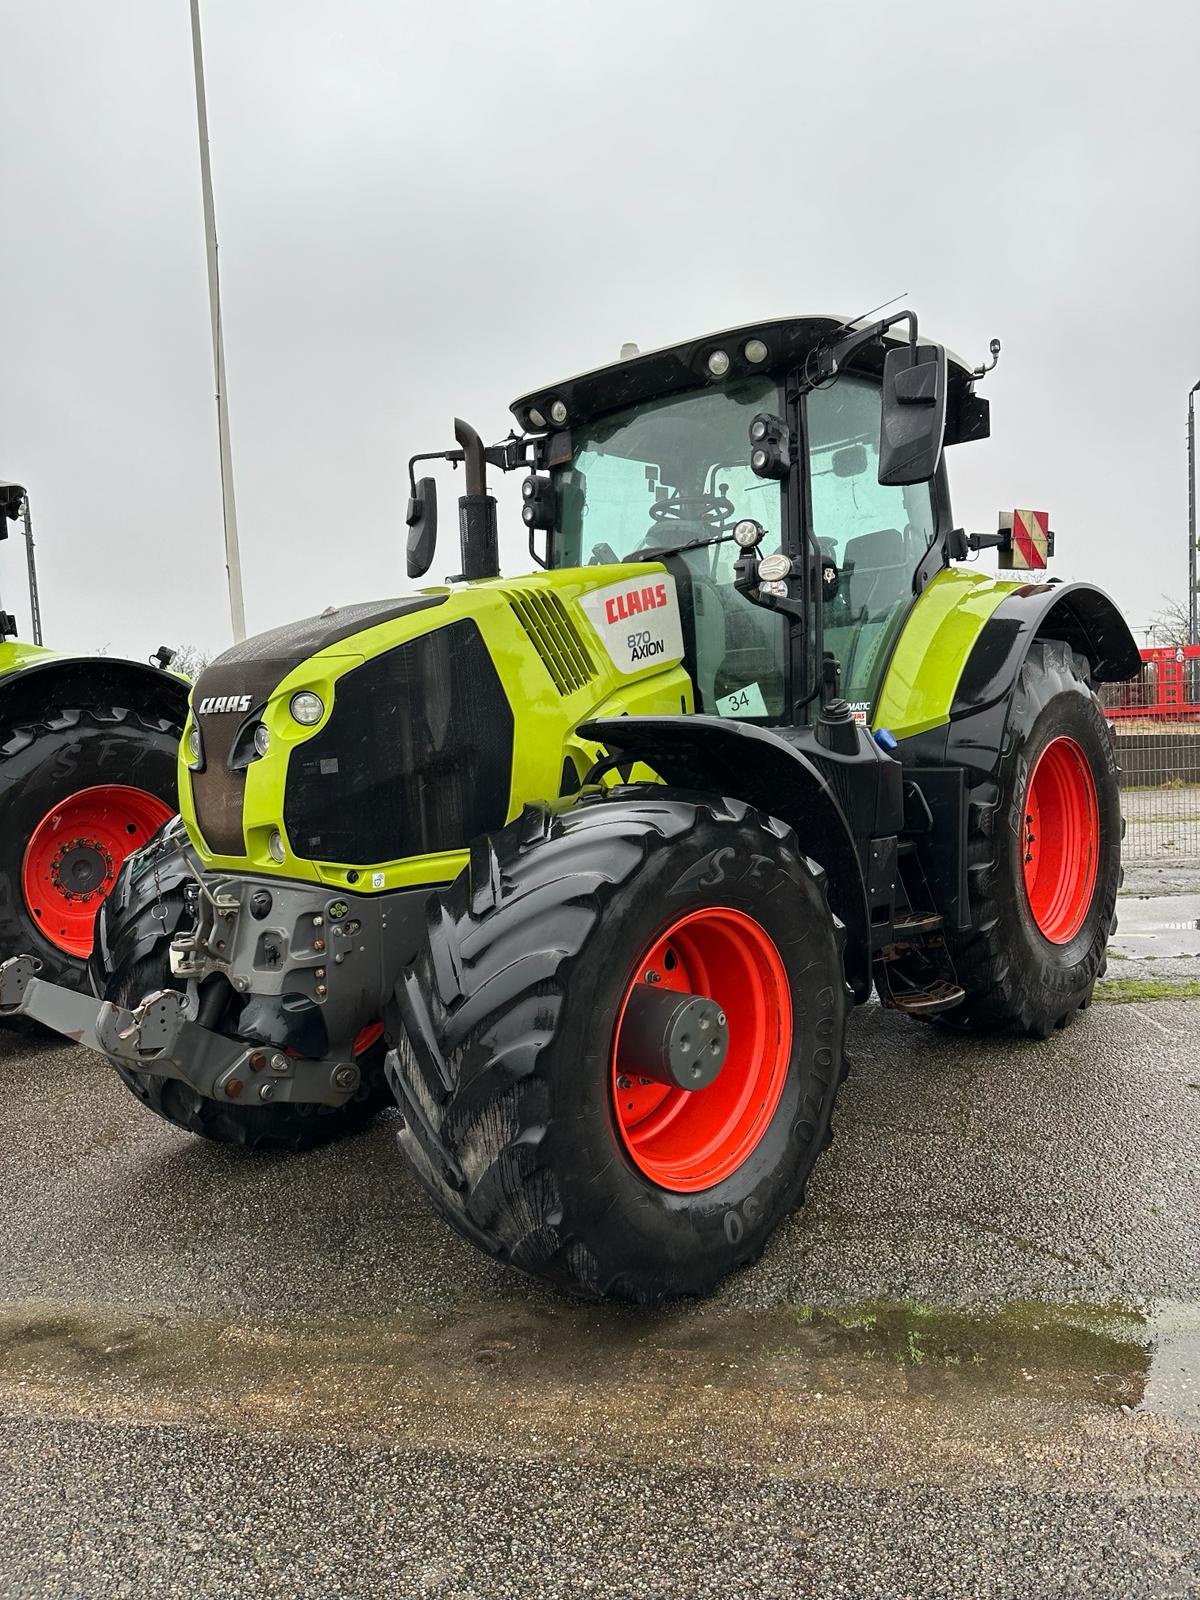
180,568,694,890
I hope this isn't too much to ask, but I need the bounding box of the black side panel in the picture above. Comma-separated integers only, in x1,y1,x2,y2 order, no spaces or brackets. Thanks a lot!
284,619,514,866
902,766,969,930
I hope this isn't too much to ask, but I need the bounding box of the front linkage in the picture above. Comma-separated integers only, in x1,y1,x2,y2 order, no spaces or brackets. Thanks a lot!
0,950,360,1108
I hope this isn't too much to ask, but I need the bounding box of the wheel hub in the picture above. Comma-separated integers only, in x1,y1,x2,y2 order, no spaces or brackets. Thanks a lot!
610,906,791,1193
49,838,114,901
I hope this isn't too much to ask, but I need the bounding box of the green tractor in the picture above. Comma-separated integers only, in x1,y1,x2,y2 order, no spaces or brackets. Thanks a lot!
0,479,185,991
1,313,1139,1301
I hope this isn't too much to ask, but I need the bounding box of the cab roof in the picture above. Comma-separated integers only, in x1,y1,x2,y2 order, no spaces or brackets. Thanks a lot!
510,314,986,446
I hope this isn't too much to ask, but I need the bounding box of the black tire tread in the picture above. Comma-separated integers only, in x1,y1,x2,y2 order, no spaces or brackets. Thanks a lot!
388,789,850,1303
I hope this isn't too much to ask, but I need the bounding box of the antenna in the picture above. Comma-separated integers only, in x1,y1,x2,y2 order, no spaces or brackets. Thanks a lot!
835,291,908,338
189,0,247,643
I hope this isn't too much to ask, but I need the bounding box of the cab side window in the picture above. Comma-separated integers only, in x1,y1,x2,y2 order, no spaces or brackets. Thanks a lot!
808,376,936,713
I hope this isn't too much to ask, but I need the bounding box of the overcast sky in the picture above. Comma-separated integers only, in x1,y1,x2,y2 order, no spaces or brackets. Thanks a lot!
2,0,1199,663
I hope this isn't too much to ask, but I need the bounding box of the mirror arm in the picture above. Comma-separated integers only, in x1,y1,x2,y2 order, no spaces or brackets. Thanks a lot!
801,309,920,395
407,448,463,497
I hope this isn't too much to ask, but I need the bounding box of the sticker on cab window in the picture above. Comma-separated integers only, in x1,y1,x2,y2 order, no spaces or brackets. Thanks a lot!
715,682,767,718
578,574,685,676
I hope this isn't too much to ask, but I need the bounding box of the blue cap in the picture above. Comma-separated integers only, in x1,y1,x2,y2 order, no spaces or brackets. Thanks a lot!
873,727,898,751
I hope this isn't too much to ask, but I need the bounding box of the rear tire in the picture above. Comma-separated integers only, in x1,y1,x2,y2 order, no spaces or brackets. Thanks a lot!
0,701,179,990
386,789,849,1304
99,822,392,1151
941,638,1121,1036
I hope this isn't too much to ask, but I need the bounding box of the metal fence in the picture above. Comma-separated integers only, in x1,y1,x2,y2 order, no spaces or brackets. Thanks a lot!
1104,715,1200,868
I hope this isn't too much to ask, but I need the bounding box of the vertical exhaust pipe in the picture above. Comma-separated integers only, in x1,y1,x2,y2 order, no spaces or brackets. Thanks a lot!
454,418,499,581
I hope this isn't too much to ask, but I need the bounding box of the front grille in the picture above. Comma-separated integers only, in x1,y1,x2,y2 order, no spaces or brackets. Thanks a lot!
506,590,594,695
187,592,448,859
283,619,514,865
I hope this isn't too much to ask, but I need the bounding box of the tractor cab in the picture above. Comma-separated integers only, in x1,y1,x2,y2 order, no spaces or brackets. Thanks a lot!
508,312,989,732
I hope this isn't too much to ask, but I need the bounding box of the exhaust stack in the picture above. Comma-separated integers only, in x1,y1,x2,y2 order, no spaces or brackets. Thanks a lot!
454,418,500,581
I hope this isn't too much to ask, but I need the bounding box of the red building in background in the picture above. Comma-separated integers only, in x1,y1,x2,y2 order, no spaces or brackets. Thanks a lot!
1105,644,1200,720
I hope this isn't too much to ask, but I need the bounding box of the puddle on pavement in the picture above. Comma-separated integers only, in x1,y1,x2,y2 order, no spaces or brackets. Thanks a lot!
0,1295,1195,1444
790,1300,1198,1426
1111,892,1200,957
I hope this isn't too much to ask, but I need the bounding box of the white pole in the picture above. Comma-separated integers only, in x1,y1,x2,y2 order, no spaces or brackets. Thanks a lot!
189,0,247,642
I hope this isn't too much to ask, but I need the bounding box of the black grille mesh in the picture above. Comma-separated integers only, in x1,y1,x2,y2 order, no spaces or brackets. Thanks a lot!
283,619,514,865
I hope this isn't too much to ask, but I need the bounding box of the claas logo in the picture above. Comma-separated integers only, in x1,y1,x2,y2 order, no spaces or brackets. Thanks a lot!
604,582,669,625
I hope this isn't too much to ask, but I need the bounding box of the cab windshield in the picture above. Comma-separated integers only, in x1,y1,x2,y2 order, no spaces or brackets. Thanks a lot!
552,378,787,718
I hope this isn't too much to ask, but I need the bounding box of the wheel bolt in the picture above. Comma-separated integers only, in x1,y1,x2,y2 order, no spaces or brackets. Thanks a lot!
644,970,661,984
617,1075,632,1090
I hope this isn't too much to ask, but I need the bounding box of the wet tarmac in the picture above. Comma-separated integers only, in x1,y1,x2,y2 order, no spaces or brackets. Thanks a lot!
2,954,1198,1597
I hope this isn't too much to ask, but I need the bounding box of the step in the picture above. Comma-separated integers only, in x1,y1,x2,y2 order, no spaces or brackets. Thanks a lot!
881,978,966,1017
893,912,943,935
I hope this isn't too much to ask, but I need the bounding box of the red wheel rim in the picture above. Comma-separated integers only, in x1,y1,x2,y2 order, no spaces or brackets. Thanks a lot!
21,785,174,959
610,907,792,1193
1022,736,1100,944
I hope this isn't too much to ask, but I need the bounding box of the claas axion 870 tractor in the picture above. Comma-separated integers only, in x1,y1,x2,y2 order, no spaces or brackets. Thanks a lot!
1,312,1139,1302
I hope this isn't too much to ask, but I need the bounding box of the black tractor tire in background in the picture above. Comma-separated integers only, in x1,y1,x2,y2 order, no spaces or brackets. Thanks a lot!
386,789,850,1304
941,638,1121,1037
0,699,180,991
98,820,392,1151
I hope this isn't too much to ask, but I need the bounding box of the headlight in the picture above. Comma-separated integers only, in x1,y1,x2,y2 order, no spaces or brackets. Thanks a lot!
290,691,324,726
268,830,286,863
252,722,271,757
187,724,203,767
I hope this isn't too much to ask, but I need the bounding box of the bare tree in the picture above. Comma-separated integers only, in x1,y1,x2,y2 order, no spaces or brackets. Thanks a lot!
167,643,212,680
1147,595,1189,648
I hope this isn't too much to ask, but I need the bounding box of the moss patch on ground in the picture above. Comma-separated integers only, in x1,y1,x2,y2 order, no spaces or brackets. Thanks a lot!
1093,978,1200,1003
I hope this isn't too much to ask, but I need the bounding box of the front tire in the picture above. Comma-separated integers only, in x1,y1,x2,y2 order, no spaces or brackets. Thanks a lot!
942,638,1121,1036
386,790,849,1304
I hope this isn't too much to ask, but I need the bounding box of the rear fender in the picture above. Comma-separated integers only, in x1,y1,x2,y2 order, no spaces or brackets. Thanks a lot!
952,581,1140,713
897,581,1139,785
577,714,871,1000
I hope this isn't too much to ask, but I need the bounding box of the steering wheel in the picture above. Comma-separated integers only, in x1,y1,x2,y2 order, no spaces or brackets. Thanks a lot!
648,491,735,533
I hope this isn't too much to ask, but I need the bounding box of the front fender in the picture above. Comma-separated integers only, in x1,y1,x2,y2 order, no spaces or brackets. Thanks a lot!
577,714,871,1000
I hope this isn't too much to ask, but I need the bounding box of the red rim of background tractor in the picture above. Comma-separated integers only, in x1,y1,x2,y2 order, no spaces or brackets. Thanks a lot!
21,785,174,959
1021,735,1100,945
610,906,792,1193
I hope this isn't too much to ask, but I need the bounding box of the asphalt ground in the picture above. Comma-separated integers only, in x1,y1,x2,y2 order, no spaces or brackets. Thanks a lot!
2,950,1199,1597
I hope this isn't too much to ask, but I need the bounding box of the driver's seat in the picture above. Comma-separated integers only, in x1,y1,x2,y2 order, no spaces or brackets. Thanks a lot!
842,527,909,621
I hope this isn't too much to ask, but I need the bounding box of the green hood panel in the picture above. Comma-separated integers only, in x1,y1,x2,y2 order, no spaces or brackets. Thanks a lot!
873,568,1023,739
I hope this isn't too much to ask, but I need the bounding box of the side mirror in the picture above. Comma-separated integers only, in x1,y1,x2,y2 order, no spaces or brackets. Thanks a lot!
405,476,438,579
878,343,947,486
